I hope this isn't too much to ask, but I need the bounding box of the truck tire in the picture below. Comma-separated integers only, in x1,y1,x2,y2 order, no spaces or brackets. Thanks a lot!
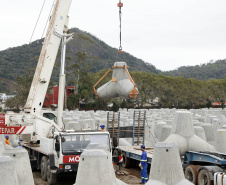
198,169,213,185
41,156,48,180
122,152,131,168
47,159,57,185
185,165,199,185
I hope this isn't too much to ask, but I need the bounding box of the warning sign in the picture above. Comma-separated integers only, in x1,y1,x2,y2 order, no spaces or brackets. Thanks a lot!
0,114,5,127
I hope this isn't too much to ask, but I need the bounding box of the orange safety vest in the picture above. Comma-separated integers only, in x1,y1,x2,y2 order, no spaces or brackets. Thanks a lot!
101,128,105,132
5,139,10,145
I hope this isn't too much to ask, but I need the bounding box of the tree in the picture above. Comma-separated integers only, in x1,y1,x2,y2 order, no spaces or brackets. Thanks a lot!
6,68,35,108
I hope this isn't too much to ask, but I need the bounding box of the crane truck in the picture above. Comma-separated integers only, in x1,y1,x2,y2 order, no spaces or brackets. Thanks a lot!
0,0,115,184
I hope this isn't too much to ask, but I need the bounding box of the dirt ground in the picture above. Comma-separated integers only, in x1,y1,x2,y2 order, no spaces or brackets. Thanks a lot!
33,166,142,185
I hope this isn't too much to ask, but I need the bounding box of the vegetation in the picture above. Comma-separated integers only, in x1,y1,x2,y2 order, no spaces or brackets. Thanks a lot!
131,72,226,109
1,28,226,110
0,28,159,93
6,67,226,110
162,60,226,80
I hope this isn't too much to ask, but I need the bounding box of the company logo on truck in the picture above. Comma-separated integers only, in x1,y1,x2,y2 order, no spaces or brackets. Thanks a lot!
63,155,80,163
0,126,26,134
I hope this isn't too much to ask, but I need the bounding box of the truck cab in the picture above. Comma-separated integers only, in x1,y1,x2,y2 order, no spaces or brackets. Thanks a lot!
24,130,112,184
53,131,111,173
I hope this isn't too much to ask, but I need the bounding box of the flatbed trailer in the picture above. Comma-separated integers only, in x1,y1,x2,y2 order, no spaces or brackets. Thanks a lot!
114,146,226,185
114,145,154,167
182,151,226,185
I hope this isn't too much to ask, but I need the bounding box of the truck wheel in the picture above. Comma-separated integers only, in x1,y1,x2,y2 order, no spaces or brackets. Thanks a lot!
185,165,199,185
198,169,213,185
41,156,48,180
47,159,57,185
122,152,131,168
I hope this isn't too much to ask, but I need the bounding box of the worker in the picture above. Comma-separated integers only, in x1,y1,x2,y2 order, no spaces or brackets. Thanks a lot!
5,135,10,145
139,145,148,184
100,124,105,131
18,140,23,148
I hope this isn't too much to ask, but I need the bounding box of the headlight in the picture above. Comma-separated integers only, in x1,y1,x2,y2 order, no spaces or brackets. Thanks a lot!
65,165,71,169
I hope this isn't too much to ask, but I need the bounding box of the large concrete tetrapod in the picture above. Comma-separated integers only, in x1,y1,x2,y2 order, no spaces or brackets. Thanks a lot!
147,142,193,185
95,62,138,99
165,111,215,155
74,149,127,185
2,149,35,185
0,156,19,185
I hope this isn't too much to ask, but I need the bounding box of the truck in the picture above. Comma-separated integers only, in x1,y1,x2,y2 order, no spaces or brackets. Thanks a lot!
109,112,226,185
0,0,117,184
113,143,226,185
23,131,112,184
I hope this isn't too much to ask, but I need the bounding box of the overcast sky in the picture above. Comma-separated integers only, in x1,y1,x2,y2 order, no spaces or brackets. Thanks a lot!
1,0,226,71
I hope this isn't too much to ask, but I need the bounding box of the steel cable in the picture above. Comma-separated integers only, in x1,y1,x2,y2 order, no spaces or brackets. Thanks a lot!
29,0,47,43
41,0,56,39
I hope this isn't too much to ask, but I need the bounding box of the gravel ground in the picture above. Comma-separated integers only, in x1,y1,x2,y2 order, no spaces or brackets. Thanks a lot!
33,166,142,185
33,172,75,185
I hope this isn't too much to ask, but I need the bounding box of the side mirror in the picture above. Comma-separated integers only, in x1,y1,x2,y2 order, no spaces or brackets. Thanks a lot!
113,137,118,148
55,142,60,152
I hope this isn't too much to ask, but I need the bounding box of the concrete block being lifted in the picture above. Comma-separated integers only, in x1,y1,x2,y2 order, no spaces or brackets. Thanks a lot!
3,149,35,185
94,62,138,99
147,142,193,185
74,149,127,185
0,156,19,185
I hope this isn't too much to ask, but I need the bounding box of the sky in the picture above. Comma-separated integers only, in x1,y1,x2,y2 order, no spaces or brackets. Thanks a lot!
0,0,226,71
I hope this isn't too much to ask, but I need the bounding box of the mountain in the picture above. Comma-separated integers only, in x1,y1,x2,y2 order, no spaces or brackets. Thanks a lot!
1,27,226,94
0,28,159,91
162,59,226,80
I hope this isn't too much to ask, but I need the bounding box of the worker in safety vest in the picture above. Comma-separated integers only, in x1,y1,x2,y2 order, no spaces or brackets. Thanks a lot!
139,145,148,184
100,124,105,131
5,135,10,145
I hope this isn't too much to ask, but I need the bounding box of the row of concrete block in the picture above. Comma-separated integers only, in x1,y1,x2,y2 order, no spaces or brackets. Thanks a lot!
0,135,34,185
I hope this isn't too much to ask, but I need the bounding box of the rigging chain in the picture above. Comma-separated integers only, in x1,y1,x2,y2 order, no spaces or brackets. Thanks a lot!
118,0,124,52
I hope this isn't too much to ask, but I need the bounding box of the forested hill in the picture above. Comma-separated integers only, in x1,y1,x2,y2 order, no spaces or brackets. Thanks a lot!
1,27,226,93
162,60,226,80
0,28,159,87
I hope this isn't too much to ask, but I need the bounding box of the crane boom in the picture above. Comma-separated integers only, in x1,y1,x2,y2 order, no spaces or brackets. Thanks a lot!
24,0,72,114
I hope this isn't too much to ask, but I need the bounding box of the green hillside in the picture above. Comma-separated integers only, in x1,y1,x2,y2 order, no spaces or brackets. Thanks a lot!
162,60,226,80
1,27,226,95
0,28,159,92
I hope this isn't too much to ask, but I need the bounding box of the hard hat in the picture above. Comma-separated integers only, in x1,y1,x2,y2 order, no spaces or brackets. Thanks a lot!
141,145,145,150
5,135,9,138
100,125,105,129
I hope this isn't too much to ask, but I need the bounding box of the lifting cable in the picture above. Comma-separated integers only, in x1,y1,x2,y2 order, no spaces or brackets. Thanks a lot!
29,0,46,43
41,0,56,39
117,0,124,52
